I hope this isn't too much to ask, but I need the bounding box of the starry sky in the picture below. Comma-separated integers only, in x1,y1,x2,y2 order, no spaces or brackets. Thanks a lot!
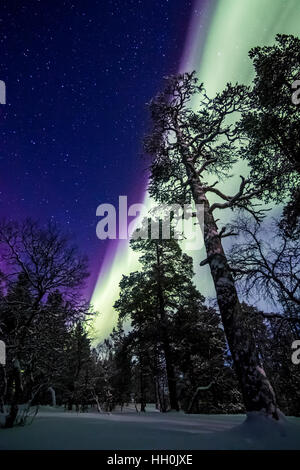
2,0,298,342
0,0,194,297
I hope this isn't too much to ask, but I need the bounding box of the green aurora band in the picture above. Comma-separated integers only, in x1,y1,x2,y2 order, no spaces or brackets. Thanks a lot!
90,0,300,343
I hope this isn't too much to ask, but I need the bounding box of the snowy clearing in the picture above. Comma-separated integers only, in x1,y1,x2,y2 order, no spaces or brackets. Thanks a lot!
0,407,300,450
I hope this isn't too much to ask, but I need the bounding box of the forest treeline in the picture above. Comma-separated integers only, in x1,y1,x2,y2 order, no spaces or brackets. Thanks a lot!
0,34,299,427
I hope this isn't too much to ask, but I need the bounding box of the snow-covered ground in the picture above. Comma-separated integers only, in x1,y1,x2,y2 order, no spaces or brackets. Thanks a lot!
0,406,299,450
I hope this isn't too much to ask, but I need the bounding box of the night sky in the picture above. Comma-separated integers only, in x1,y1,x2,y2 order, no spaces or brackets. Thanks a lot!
0,0,194,297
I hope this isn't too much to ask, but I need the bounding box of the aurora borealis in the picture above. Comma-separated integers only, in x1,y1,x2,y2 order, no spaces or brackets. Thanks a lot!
90,0,300,342
0,0,190,327
0,1,299,343
1,1,300,452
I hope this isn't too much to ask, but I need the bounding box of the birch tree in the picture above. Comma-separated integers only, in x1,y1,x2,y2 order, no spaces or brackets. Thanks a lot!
0,219,89,427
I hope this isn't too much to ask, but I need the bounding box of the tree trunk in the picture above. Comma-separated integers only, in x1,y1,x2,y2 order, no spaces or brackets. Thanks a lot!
5,358,23,428
155,244,179,411
185,157,279,418
48,387,56,407
153,377,160,410
140,402,146,412
93,392,102,413
139,362,146,412
0,365,7,414
153,372,167,412
161,334,179,411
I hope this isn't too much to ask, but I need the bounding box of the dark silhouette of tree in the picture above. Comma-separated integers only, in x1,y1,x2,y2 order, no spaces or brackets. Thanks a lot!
114,236,198,411
238,34,300,235
240,303,300,416
108,322,132,411
62,321,93,412
228,217,300,314
172,303,240,414
144,72,279,418
0,219,89,427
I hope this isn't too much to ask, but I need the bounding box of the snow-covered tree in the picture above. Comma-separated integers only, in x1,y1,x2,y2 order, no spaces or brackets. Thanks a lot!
144,72,279,419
